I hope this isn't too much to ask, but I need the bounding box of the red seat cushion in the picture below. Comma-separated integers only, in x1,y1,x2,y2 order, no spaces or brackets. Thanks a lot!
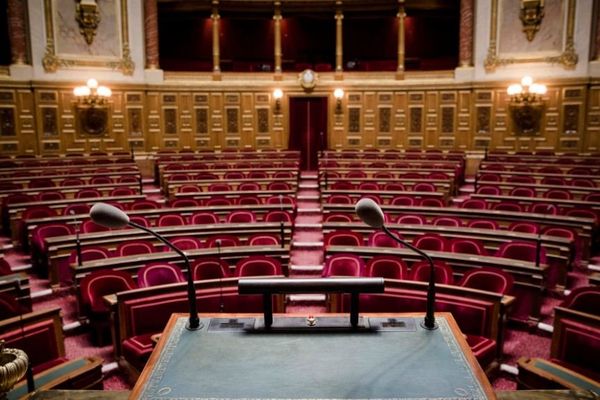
122,334,156,371
466,334,496,369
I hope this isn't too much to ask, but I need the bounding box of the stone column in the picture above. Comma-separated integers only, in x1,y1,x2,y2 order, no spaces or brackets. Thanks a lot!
335,3,343,77
274,1,282,77
396,0,405,79
212,1,221,78
7,0,27,64
144,0,159,69
459,0,474,67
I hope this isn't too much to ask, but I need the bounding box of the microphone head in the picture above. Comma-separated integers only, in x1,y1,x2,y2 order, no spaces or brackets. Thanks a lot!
355,198,385,229
90,203,130,228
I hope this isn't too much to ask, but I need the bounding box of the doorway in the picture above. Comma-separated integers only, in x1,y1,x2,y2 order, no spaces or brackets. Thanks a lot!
288,97,328,171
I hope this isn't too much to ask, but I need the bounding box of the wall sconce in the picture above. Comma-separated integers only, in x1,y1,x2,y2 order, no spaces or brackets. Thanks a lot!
520,0,544,42
507,76,547,135
273,88,283,114
73,79,111,136
334,88,344,114
76,0,101,45
73,78,112,107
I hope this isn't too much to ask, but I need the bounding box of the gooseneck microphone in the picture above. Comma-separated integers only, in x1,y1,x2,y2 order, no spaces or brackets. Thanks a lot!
355,198,438,330
90,203,201,330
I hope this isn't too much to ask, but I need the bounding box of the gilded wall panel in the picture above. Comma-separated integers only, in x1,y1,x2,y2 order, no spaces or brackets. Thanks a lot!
409,107,423,133
41,107,58,136
378,107,391,133
257,108,269,134
348,108,361,133
226,108,239,134
0,108,16,136
195,108,209,135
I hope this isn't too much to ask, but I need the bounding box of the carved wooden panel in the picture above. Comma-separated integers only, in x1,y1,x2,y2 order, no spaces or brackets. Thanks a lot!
441,106,454,134
409,107,423,133
476,107,491,134
0,108,16,136
41,107,58,136
563,104,579,135
127,108,143,137
378,107,391,133
0,92,14,103
257,108,269,134
348,108,360,133
226,108,239,133
164,108,177,134
194,94,208,104
195,108,208,134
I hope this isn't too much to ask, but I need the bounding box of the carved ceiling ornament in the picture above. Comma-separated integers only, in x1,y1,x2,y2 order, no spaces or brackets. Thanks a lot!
76,0,101,45
520,0,544,42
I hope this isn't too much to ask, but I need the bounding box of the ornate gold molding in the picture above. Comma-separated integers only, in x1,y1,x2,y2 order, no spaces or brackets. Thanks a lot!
75,0,101,45
42,0,134,75
485,0,577,71
520,0,544,42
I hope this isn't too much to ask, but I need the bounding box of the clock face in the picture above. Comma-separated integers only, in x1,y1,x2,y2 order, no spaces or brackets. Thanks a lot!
299,69,317,90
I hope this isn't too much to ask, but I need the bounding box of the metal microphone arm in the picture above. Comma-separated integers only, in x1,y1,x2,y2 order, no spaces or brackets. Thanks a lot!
128,221,201,330
381,225,437,330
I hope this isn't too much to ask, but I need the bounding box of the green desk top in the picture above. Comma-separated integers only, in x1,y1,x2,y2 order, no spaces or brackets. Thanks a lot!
134,315,491,400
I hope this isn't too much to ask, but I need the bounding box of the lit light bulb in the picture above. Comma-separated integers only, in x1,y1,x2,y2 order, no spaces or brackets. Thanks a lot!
273,88,283,99
86,78,99,89
97,86,112,97
507,84,523,96
334,88,344,99
521,76,533,87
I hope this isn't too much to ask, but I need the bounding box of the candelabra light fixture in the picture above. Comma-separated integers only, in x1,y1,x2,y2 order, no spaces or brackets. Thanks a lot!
334,88,344,114
273,88,283,114
507,76,547,135
73,78,112,107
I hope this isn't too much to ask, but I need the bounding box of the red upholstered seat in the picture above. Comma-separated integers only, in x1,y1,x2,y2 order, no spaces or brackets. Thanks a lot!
268,182,291,191
358,182,380,191
458,267,514,294
122,334,155,372
331,182,355,191
410,260,453,284
465,334,497,370
396,215,425,225
390,196,414,206
467,219,499,230
111,188,136,196
192,257,230,280
413,233,448,252
413,182,436,192
478,173,501,182
91,176,113,185
476,186,501,195
266,195,295,205
366,256,408,279
238,183,260,191
545,189,572,200
116,240,155,257
237,196,261,205
496,241,546,264
81,220,110,233
367,231,402,248
76,189,101,198
178,185,202,193
234,256,282,277
248,233,280,246
461,199,488,209
170,199,200,208
510,187,536,197
157,213,186,226
324,230,363,247
31,224,74,267
168,236,203,251
39,191,65,201
191,212,219,225
322,254,365,277
137,262,185,288
432,216,462,227
209,183,231,192
129,216,149,227
80,270,137,314
421,198,445,207
560,286,600,316
265,210,292,223
205,197,232,206
226,210,256,223
130,200,160,210
206,235,240,248
29,179,55,188
509,222,540,234
529,203,558,214
449,238,488,256
225,171,245,179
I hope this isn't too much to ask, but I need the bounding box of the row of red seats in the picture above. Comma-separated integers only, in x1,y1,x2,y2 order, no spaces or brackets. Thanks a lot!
328,182,440,192
162,161,299,171
460,199,597,220
321,253,513,295
0,156,132,169
174,182,292,192
326,195,445,207
166,171,296,181
476,186,600,199
320,161,459,169
8,188,138,204
324,230,548,264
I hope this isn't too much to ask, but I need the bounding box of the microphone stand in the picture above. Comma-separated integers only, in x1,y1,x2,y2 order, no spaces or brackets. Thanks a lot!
381,225,438,330
216,240,224,312
70,211,82,268
128,221,201,330
535,230,542,268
